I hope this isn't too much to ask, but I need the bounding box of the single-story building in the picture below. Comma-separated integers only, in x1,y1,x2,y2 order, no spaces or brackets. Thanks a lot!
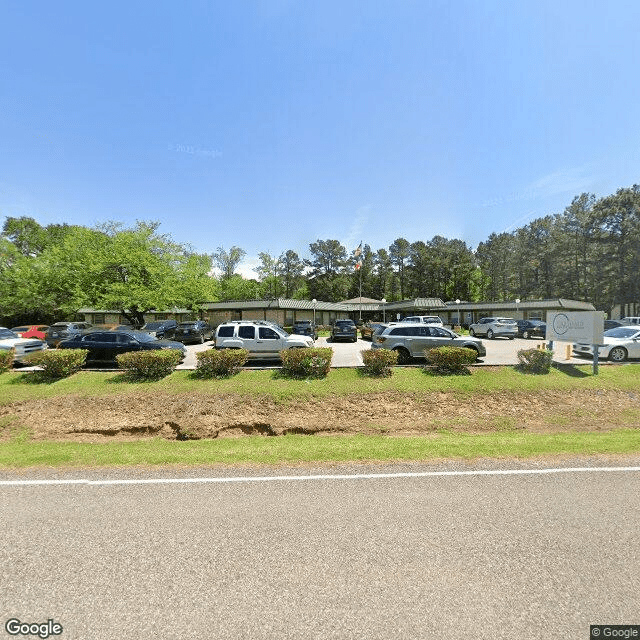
79,297,596,328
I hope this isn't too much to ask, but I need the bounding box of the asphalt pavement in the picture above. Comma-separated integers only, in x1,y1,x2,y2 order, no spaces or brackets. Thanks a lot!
177,335,593,369
2,458,639,639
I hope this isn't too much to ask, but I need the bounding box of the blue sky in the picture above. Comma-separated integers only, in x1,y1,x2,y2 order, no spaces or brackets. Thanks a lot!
2,1,640,277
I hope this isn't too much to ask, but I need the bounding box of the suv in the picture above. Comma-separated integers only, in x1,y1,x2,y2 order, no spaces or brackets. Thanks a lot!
402,316,444,326
468,317,517,340
140,319,178,340
331,319,358,343
45,322,93,347
371,322,485,364
173,320,214,344
292,320,318,340
214,321,314,360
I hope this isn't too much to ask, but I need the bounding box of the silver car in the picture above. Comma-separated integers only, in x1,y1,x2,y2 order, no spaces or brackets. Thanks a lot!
0,327,47,362
371,322,486,364
573,326,640,362
468,317,517,339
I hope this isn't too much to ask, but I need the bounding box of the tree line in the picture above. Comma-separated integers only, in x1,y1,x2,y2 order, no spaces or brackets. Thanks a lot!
1,183,639,324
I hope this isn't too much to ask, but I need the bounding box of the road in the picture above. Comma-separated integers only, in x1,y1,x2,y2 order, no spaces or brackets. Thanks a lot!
1,458,639,639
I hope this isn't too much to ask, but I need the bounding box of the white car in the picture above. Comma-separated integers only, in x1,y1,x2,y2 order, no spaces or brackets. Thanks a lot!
402,315,444,326
214,321,313,359
0,327,47,362
468,317,517,339
573,326,640,362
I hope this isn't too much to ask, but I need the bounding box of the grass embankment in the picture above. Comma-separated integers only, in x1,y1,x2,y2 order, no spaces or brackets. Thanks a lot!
1,365,639,468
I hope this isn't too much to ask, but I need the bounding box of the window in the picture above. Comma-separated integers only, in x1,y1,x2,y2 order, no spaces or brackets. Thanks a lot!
259,327,279,340
238,326,255,339
217,326,235,338
390,326,422,336
93,314,105,324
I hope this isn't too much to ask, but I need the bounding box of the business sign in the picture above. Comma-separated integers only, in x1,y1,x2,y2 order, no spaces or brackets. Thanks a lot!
545,311,604,344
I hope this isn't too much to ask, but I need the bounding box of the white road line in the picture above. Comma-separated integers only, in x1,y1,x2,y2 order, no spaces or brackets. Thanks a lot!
1,466,640,487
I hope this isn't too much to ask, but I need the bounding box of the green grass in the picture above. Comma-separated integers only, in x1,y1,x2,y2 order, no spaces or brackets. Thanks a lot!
1,429,640,468
3,364,640,468
2,364,640,406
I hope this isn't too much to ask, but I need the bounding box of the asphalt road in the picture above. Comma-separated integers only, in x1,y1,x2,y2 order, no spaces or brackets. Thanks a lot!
2,458,639,640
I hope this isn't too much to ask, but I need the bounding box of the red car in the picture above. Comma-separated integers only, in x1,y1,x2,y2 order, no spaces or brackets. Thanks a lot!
10,325,49,340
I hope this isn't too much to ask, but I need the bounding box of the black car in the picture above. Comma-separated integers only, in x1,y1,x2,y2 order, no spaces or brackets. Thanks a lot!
45,322,93,347
292,320,318,340
331,319,357,343
515,319,546,339
173,320,214,344
604,319,623,331
58,330,186,365
140,319,178,340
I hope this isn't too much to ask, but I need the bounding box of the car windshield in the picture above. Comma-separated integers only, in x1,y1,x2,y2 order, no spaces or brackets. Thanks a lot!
335,321,354,327
142,322,166,330
604,327,640,339
128,330,157,342
497,318,516,324
0,329,19,339
178,322,197,327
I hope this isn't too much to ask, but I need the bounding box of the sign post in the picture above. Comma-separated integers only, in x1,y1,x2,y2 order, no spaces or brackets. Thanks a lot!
545,311,604,375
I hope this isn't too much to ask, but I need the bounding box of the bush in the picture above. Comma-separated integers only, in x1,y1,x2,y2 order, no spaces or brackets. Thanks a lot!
279,347,332,378
194,348,249,378
361,349,398,377
23,349,88,379
116,349,182,380
425,346,477,375
517,348,553,374
0,348,15,373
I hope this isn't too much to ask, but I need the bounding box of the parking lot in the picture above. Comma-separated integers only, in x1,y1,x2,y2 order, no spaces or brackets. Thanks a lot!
177,336,590,369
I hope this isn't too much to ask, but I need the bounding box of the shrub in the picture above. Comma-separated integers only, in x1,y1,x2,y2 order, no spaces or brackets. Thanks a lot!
279,347,332,378
425,346,476,375
116,349,182,380
23,349,88,380
0,348,15,373
194,348,249,378
361,349,398,377
517,348,553,374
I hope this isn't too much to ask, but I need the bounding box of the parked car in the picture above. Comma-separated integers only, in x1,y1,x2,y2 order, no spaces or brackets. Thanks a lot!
45,322,93,347
515,319,546,339
214,321,313,360
371,322,485,364
573,326,640,362
360,322,386,340
402,315,444,326
331,319,358,343
468,317,517,339
140,319,178,340
58,330,186,365
620,317,640,326
10,325,49,340
0,327,47,363
173,320,214,344
292,320,318,340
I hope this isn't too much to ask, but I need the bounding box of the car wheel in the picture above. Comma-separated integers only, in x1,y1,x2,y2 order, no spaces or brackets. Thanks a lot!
487,329,494,339
394,347,411,365
468,328,475,337
199,334,205,344
523,330,530,339
352,337,357,343
609,346,627,362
